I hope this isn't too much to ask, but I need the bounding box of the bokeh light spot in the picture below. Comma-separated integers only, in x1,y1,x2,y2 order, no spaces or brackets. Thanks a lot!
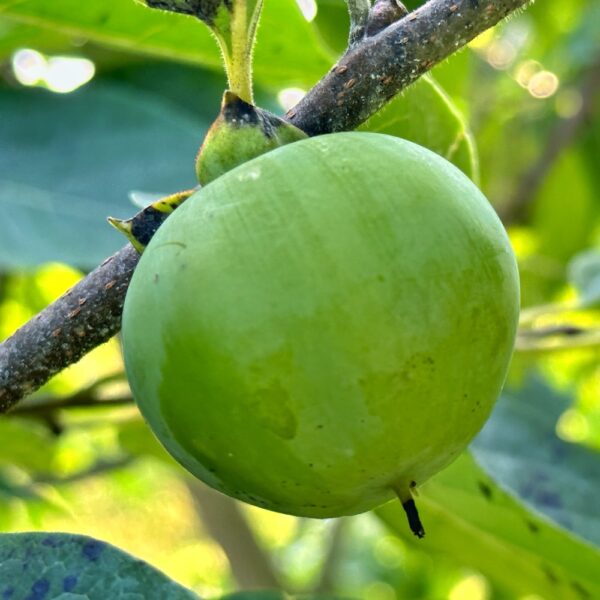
527,70,559,99
11,48,95,94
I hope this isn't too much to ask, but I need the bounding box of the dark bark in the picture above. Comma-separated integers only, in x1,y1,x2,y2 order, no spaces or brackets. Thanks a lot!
287,0,531,135
0,0,532,411
0,245,139,412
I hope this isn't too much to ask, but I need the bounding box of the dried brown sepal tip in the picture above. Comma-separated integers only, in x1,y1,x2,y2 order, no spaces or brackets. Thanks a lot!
108,189,196,254
402,497,425,538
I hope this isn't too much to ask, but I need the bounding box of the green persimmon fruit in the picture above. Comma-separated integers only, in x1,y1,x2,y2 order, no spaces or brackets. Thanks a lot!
122,132,519,535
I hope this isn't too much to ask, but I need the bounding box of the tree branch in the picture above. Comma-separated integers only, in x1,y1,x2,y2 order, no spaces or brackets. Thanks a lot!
287,0,531,135
186,479,282,591
0,0,532,411
0,245,139,412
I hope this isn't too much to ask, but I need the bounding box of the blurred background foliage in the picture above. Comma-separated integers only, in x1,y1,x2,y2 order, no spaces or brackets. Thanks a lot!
1,0,599,598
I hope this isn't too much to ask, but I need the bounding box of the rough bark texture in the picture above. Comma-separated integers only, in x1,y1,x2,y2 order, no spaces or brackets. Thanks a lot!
0,245,139,412
0,0,532,411
287,0,531,135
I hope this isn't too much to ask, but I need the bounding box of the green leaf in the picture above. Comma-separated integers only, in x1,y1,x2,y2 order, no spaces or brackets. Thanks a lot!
217,593,346,600
0,418,55,473
532,150,597,265
377,373,600,598
0,532,199,598
360,76,479,181
118,417,176,463
313,0,349,57
472,376,600,548
0,0,331,88
0,67,219,269
567,249,600,308
377,451,600,599
0,21,68,59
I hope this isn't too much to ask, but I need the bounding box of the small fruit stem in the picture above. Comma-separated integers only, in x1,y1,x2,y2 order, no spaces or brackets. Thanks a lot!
402,498,425,538
393,484,425,538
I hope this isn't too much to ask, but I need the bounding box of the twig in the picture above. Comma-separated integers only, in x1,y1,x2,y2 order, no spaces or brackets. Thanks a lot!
186,479,282,591
500,57,600,224
0,0,532,411
314,518,348,595
516,327,600,353
287,0,531,135
518,324,586,339
0,245,139,412
34,456,134,486
11,395,134,418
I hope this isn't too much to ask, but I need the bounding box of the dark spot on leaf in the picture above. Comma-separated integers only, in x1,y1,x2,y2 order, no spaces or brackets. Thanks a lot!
63,575,78,592
82,540,104,562
2,587,14,599
477,481,493,500
571,580,591,599
526,520,540,534
542,565,559,584
41,537,57,547
25,579,49,600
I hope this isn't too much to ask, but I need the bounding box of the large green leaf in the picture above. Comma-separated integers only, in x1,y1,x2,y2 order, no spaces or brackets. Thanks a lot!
360,76,479,181
377,374,600,598
377,452,600,599
0,0,331,88
472,376,600,547
0,532,199,598
313,0,349,58
0,66,220,269
0,21,68,58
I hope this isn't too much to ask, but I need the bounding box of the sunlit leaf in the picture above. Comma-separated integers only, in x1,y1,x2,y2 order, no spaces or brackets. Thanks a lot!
568,249,600,308
360,76,479,181
0,0,331,88
0,418,56,473
377,451,600,599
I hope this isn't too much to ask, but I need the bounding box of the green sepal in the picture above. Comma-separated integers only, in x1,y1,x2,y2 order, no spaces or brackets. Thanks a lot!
195,90,308,185
108,188,196,253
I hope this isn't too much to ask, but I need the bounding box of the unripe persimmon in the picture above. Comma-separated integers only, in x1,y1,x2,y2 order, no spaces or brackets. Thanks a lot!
122,132,519,535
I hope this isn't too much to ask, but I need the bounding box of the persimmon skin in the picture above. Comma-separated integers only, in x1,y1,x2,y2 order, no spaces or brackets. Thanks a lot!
122,132,520,518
